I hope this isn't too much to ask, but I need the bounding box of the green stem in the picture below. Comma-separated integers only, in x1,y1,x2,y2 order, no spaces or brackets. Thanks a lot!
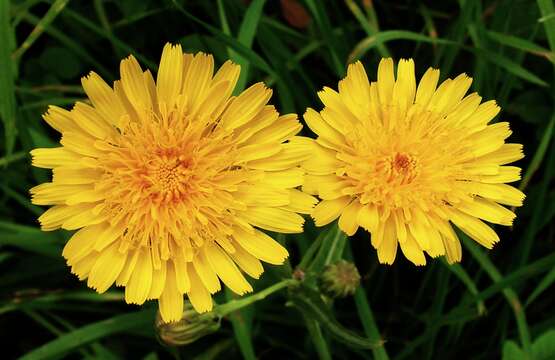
305,316,332,360
0,151,26,167
12,0,70,61
462,237,532,357
212,279,297,318
345,243,389,360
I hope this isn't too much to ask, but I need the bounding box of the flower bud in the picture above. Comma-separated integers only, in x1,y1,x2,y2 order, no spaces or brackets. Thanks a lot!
155,302,220,346
319,260,361,298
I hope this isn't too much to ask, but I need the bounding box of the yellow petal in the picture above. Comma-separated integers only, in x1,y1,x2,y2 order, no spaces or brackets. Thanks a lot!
311,196,350,227
183,52,214,111
156,43,183,110
87,241,127,293
159,261,184,323
119,55,151,115
221,83,272,130
357,205,379,231
62,223,105,265
241,207,304,233
447,208,500,249
125,248,153,304
71,102,115,139
415,67,440,107
147,261,167,300
281,189,318,214
338,200,361,236
260,168,304,188
228,242,264,279
304,108,344,148
42,105,80,134
173,257,191,294
399,233,426,266
377,58,395,105
30,147,83,169
187,264,213,313
233,227,288,265
246,113,301,144
194,248,222,294
205,243,252,295
81,71,125,127
457,197,516,225
70,251,98,280
376,218,398,264
392,58,416,110
116,249,140,286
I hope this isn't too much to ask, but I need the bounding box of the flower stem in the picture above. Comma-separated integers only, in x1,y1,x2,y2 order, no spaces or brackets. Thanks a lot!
0,151,25,167
207,279,298,319
462,236,532,357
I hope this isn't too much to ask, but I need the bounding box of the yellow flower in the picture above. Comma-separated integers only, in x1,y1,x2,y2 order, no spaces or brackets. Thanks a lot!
30,43,316,322
304,58,525,266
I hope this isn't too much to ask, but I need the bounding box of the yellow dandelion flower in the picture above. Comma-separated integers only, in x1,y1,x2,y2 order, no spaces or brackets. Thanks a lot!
304,58,525,266
30,43,316,322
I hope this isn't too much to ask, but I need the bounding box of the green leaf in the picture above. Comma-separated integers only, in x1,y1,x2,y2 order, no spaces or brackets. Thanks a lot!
502,340,527,360
308,223,347,273
0,0,17,155
11,0,70,61
526,266,555,306
0,221,63,257
532,330,555,360
537,0,555,51
289,285,380,349
171,0,276,79
349,30,548,87
20,309,155,360
234,0,266,92
487,30,555,63
304,0,345,76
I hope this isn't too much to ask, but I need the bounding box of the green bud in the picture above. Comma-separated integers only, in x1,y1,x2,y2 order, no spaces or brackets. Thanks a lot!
320,260,361,298
155,302,221,346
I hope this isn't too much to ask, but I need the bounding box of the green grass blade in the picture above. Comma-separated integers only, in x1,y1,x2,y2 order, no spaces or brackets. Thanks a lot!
519,113,555,192
487,30,555,64
225,288,256,360
304,316,332,360
20,12,112,79
349,30,548,87
537,0,555,51
518,138,555,266
344,0,390,57
0,0,17,155
346,242,389,360
235,0,266,92
172,0,276,78
462,235,532,355
526,265,555,306
63,9,157,70
304,0,345,76
442,260,486,315
11,0,70,61
20,309,155,360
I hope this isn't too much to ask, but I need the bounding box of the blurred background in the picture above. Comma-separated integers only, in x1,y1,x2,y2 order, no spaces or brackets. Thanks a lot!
1,0,554,359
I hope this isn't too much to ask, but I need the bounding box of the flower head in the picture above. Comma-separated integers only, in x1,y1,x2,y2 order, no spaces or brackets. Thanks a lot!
305,58,525,265
30,43,316,322
320,260,361,298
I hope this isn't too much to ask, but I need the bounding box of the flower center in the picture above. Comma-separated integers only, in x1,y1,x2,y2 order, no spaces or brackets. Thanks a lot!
148,155,190,200
389,152,418,184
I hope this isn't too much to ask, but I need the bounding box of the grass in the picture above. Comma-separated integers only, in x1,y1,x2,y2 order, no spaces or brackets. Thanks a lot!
1,0,555,359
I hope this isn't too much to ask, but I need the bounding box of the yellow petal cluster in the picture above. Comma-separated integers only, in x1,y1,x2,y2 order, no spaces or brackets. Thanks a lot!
305,58,525,265
30,43,316,322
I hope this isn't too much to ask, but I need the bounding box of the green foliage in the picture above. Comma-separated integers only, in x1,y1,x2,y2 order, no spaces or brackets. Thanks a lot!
1,0,555,359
